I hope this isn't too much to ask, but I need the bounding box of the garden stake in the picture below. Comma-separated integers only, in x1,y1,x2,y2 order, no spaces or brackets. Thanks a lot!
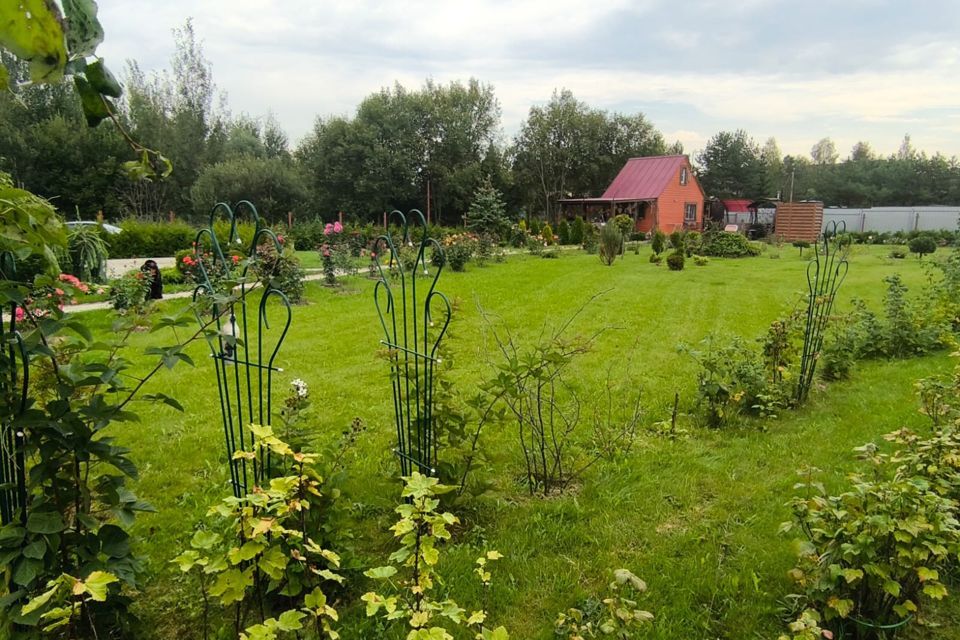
0,252,28,526
192,201,292,497
795,221,848,405
372,210,452,477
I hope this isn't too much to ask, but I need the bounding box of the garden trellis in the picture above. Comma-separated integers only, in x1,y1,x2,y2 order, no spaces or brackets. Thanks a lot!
0,253,27,526
795,221,849,404
192,201,292,498
373,210,451,477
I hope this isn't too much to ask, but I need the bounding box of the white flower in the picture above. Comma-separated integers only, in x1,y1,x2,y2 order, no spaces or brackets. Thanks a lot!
291,378,309,398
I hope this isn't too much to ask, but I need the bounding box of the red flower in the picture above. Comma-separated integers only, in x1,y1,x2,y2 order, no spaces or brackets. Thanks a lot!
231,255,240,264
277,235,285,244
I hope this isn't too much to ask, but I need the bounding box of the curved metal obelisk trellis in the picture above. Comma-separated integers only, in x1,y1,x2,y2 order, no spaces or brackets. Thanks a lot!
372,210,452,477
795,221,849,405
193,201,292,498
0,253,28,525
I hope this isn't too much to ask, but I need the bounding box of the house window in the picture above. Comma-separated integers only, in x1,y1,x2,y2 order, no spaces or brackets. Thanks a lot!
684,203,697,222
680,167,688,185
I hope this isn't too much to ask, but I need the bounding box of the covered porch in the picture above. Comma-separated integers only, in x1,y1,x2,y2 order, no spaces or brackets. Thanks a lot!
557,198,657,233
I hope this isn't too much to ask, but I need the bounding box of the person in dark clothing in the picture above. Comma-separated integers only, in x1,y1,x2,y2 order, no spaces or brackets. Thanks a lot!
141,260,163,300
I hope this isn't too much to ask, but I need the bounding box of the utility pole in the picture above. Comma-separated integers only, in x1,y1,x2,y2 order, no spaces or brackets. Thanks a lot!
789,168,795,202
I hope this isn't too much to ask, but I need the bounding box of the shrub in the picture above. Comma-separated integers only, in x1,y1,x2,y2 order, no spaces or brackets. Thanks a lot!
582,224,599,254
669,231,684,252
570,216,586,245
254,242,306,304
106,219,196,258
159,266,184,285
818,315,862,381
889,248,907,259
475,233,495,266
362,474,508,639
782,463,960,636
651,229,666,255
529,218,542,236
792,240,811,257
542,223,555,246
666,251,685,271
680,336,768,427
172,425,343,639
649,253,663,265
684,231,703,257
443,233,478,271
878,274,943,358
557,219,571,245
908,235,937,259
598,224,622,266
108,270,150,312
693,255,709,266
700,230,762,257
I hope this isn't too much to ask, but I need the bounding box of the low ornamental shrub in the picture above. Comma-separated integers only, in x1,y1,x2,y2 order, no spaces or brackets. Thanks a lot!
700,230,762,258
651,229,666,256
792,240,811,257
582,225,599,254
542,223,555,246
557,219,571,245
570,216,586,245
908,235,937,259
666,252,685,271
598,224,622,266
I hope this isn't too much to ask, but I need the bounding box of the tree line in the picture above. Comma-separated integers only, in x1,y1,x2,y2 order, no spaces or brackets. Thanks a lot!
696,130,960,207
2,21,959,226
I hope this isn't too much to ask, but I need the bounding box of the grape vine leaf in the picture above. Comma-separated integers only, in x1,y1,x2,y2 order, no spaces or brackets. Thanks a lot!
0,0,68,82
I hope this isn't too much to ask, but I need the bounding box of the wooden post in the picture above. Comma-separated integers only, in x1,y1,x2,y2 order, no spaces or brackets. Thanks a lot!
169,210,175,223
426,180,431,225
287,211,293,228
383,211,387,229
338,210,343,225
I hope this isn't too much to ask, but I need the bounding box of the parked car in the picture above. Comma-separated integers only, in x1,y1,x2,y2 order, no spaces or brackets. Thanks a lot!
65,220,122,235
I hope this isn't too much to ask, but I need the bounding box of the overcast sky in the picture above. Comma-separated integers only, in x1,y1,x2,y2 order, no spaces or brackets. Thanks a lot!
97,0,960,160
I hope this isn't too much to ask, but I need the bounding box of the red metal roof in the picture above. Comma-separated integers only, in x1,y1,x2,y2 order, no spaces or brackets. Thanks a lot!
600,155,689,200
722,199,752,213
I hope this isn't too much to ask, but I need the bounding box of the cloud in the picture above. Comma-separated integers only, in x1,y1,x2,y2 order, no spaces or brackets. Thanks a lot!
95,0,960,158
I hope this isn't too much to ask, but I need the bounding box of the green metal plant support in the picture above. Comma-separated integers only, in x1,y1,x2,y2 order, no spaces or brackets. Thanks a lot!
0,253,27,526
372,210,451,477
193,201,292,498
795,221,848,405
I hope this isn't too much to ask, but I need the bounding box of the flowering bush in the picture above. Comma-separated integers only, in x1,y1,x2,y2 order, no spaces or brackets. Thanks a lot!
319,220,353,285
253,242,305,303
442,233,478,271
14,273,92,321
176,244,242,290
109,270,151,313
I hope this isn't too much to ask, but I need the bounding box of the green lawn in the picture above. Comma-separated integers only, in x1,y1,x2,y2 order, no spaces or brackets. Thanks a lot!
79,243,957,638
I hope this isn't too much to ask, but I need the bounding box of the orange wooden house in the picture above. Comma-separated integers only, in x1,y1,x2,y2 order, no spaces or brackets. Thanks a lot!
559,155,705,233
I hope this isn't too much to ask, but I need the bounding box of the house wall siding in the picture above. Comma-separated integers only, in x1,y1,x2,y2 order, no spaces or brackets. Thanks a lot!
655,163,704,231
